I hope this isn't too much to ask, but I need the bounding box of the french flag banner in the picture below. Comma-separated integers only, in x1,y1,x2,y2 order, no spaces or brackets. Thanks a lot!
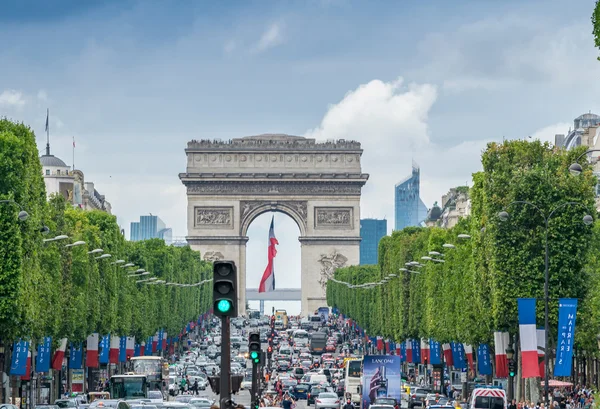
477,344,492,375
52,338,68,371
400,342,406,362
134,344,141,357
21,351,32,380
109,335,120,364
412,339,421,363
554,298,578,377
162,332,167,351
86,334,99,368
464,344,475,372
406,340,413,363
140,342,145,356
421,339,430,364
126,337,135,359
396,344,401,357
537,328,545,377
152,334,158,353
385,340,390,354
493,331,509,378
518,298,540,378
258,216,278,293
429,340,441,365
376,336,384,351
442,343,453,366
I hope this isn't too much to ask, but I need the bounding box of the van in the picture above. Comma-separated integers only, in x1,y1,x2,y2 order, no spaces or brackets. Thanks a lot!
293,367,305,380
309,374,328,385
469,388,507,409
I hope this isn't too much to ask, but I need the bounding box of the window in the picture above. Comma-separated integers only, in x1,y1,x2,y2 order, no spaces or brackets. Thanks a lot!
45,169,50,175
57,170,60,175
474,396,504,409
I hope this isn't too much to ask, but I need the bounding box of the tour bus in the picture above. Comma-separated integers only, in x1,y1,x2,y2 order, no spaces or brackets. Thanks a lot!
293,329,309,348
129,356,169,394
310,331,328,355
344,357,363,408
109,374,148,400
275,309,289,328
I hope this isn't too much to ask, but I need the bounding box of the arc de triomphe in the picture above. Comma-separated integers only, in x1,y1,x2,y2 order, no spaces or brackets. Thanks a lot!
179,134,369,316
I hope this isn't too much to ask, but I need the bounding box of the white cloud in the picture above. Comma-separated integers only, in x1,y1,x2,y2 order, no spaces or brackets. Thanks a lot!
252,22,284,53
0,90,26,107
530,122,571,145
306,77,489,230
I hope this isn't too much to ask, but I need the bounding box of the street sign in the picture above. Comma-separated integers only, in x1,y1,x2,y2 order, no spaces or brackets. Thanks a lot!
460,372,467,382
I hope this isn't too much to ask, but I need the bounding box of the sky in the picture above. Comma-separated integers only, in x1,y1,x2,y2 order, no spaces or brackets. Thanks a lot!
1,0,599,315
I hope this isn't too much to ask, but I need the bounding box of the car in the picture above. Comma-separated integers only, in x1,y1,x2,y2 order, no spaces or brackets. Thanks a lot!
55,401,79,409
294,384,311,400
307,385,328,406
277,361,290,372
409,388,432,408
241,377,253,390
325,344,336,352
147,391,164,404
188,399,213,409
374,398,399,409
314,392,340,409
174,396,194,404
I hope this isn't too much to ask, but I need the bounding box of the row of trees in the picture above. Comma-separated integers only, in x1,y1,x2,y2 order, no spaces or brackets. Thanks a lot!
328,140,600,354
0,119,212,345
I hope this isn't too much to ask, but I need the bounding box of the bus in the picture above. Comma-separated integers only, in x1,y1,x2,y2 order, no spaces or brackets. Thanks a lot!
275,309,288,328
310,332,328,355
109,374,148,400
129,356,169,394
248,309,260,320
292,329,309,348
344,357,363,408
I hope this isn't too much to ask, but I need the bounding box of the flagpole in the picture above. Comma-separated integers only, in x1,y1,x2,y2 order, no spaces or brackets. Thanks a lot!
72,137,75,171
45,108,50,156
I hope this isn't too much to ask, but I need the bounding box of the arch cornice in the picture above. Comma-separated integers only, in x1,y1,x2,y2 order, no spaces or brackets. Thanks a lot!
240,200,307,236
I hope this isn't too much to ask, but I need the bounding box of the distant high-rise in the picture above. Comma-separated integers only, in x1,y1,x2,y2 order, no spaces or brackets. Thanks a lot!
360,219,387,265
395,162,428,231
130,215,172,244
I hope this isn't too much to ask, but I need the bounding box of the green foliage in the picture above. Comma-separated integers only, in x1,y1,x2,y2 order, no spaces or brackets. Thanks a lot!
328,140,598,351
593,1,600,60
0,119,212,345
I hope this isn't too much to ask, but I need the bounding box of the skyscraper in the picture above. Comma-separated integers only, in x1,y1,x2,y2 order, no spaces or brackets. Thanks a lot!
360,219,387,265
130,215,172,244
395,162,428,231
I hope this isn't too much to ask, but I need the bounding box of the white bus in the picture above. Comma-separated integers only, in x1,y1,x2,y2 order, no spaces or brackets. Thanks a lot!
344,357,363,408
309,314,321,330
293,329,309,348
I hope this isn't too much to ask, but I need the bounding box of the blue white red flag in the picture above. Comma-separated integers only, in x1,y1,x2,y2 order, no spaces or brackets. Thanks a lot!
259,216,278,292
518,298,540,378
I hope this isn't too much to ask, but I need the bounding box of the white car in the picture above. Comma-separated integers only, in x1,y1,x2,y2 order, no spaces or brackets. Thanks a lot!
241,378,253,390
147,390,164,403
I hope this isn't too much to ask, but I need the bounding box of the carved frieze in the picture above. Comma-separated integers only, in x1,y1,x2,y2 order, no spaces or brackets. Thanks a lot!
194,206,233,229
314,207,353,229
317,251,348,290
186,182,363,196
203,251,224,262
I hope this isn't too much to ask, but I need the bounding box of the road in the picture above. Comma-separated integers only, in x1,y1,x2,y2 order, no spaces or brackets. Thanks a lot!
200,383,312,409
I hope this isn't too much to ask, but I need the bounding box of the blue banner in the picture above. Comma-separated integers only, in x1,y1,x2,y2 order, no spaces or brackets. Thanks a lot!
69,342,83,369
429,340,441,365
400,342,406,362
99,335,109,364
10,340,29,376
477,344,492,375
134,344,141,357
451,342,466,369
554,298,578,377
36,337,52,373
158,330,164,351
119,336,127,363
412,339,421,363
145,337,152,356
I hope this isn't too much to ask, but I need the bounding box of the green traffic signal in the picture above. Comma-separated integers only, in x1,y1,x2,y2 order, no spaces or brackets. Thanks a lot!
250,351,259,359
216,299,232,313
509,371,515,377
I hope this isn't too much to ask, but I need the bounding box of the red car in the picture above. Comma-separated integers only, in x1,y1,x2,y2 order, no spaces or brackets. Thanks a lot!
325,343,336,352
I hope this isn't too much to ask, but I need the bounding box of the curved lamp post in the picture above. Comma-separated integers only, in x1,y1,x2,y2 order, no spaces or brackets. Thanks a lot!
569,149,600,176
498,200,594,403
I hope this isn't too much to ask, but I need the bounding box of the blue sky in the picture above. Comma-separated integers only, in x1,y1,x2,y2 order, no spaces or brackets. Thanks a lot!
1,0,599,314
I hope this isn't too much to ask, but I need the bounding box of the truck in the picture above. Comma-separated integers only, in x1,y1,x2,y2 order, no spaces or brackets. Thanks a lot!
317,307,330,323
344,357,363,409
275,309,288,329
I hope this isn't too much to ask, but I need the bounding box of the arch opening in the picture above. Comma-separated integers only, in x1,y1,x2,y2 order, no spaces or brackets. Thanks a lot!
246,211,301,316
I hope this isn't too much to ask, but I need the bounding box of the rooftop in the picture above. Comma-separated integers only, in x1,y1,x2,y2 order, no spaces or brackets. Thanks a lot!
40,154,68,167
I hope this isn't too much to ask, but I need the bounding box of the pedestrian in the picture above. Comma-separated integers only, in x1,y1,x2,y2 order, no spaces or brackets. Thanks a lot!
193,380,199,395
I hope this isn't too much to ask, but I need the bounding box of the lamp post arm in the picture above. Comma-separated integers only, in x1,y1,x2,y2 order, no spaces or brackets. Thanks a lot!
573,149,600,163
0,200,24,211
547,201,593,221
505,200,546,219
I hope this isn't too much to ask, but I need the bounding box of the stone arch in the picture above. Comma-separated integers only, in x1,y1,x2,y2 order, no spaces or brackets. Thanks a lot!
240,200,308,237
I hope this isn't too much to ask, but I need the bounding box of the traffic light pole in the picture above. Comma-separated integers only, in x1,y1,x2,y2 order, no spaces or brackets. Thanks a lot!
251,359,259,409
220,316,233,409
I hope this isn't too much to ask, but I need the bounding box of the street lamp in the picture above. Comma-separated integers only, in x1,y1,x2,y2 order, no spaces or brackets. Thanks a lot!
65,240,86,248
43,235,69,243
87,248,103,254
0,199,29,221
95,253,112,260
498,200,594,404
457,234,471,239
569,149,600,176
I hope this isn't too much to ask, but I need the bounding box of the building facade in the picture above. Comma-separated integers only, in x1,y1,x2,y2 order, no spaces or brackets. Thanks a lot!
130,215,172,243
359,218,387,265
394,162,428,231
40,144,111,213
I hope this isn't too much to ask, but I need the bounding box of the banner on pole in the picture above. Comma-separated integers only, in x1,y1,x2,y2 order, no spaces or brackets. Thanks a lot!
69,342,83,369
477,344,492,375
36,337,52,373
429,340,441,365
99,335,109,364
10,340,29,376
554,298,578,377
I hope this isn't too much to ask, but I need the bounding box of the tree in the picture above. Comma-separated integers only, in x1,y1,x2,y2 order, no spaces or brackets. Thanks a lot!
593,0,600,60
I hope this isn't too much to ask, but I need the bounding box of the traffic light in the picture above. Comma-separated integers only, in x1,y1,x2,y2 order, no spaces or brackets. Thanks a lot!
213,260,238,317
508,360,516,377
249,331,261,364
